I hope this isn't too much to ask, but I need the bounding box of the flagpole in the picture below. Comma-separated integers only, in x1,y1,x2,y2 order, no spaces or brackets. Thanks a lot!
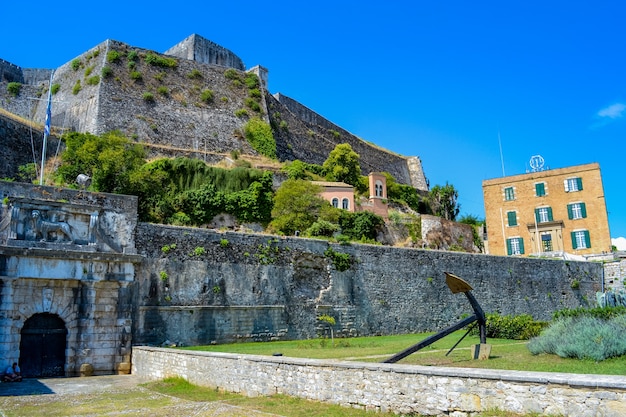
39,70,54,185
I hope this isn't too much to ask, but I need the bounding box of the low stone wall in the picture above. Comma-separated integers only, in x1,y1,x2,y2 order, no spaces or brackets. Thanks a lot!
132,346,626,416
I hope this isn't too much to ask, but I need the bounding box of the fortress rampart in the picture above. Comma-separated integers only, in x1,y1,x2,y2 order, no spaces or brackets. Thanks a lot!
164,34,245,70
0,59,23,83
0,35,428,190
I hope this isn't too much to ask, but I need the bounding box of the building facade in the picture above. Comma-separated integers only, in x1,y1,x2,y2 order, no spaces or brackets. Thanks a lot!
482,163,611,257
313,172,388,218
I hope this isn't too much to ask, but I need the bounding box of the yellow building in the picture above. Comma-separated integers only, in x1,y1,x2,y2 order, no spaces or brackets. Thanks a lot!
482,162,611,257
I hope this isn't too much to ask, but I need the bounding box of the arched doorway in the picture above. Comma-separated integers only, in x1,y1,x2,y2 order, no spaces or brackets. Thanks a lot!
19,313,67,378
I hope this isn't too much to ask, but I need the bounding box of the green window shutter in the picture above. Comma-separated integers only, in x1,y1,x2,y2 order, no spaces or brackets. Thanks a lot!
567,204,573,220
507,211,517,226
535,183,545,196
506,239,512,255
581,202,587,218
571,231,578,249
519,238,525,254
584,231,591,248
547,207,553,221
534,208,540,223
576,177,583,191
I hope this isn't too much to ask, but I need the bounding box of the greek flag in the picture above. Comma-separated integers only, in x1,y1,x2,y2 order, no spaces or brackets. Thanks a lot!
44,94,52,137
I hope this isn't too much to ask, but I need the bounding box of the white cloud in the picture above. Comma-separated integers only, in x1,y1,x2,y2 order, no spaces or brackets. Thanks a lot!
612,237,626,251
597,103,626,119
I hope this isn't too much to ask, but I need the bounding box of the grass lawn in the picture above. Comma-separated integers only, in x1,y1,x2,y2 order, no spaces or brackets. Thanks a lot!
180,330,626,375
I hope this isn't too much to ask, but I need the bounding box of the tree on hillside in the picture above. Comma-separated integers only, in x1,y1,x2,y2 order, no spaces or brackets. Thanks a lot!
323,143,361,187
269,179,324,235
428,182,460,221
55,131,146,194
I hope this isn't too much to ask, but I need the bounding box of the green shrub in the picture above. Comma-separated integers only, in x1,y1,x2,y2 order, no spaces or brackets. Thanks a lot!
142,92,154,102
130,71,142,80
84,66,93,77
106,50,121,63
101,66,113,78
187,69,202,79
50,83,61,94
338,211,383,242
127,61,136,70
193,246,206,256
161,244,176,253
235,109,248,118
127,50,138,62
200,89,214,103
72,80,82,95
324,247,352,272
528,315,626,361
71,58,82,71
157,86,168,96
86,75,100,86
245,98,261,112
244,73,260,89
248,88,262,99
306,220,339,237
553,306,626,321
476,313,548,340
224,68,239,80
7,82,21,97
220,239,229,247
231,79,242,88
154,72,166,82
145,53,177,68
243,118,276,159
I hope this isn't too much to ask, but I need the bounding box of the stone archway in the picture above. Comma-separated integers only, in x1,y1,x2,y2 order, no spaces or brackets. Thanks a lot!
19,313,67,378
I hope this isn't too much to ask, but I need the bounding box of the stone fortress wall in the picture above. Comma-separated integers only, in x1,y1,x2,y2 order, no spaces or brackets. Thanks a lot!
133,221,602,347
164,34,245,70
0,35,428,191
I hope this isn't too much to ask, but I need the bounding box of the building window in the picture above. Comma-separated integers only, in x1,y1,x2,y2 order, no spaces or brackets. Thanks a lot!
504,187,515,201
571,230,591,249
535,182,546,197
331,198,339,208
507,211,517,227
506,237,525,255
342,198,349,210
375,181,384,197
567,202,587,220
541,232,553,252
564,177,583,192
535,207,553,223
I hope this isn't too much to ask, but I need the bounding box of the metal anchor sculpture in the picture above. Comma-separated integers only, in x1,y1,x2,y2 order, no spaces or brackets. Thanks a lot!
383,272,487,364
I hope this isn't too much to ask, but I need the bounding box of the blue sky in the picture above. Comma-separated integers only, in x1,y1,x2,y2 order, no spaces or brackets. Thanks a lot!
3,1,625,245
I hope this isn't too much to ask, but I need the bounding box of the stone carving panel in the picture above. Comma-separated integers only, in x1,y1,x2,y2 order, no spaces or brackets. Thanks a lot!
1,201,122,253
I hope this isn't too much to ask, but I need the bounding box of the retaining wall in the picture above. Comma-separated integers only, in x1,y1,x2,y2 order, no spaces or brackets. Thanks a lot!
133,223,602,347
132,346,626,417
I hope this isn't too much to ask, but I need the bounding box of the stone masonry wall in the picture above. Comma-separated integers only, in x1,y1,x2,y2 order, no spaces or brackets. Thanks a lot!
133,223,602,347
268,93,425,189
132,347,626,417
0,59,23,83
0,113,61,180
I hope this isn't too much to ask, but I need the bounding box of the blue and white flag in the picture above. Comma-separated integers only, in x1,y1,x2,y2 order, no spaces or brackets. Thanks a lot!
44,95,52,137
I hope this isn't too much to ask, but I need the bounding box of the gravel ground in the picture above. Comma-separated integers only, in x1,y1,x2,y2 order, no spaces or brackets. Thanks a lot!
0,375,281,417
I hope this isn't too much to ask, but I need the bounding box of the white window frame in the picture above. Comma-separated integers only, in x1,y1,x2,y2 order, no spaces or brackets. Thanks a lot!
537,207,550,223
510,237,522,255
571,203,583,220
342,198,350,210
574,230,588,249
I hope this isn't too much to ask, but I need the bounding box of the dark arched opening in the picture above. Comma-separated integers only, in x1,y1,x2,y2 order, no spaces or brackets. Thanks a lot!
19,313,67,378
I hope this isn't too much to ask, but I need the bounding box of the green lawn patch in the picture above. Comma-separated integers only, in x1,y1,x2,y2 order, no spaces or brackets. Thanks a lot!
180,330,626,375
